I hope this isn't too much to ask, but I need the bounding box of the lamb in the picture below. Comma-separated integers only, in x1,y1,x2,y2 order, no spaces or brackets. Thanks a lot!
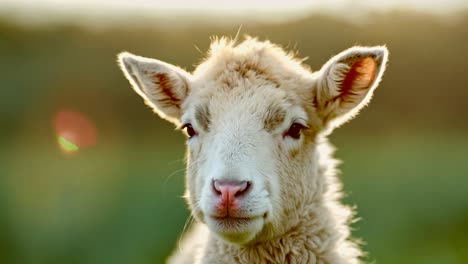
118,37,388,264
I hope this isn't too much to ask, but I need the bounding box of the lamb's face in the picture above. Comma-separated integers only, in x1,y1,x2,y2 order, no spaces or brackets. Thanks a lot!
118,39,388,246
180,82,312,244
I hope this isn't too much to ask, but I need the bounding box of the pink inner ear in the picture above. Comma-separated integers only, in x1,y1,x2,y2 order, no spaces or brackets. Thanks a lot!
151,73,181,107
340,57,377,98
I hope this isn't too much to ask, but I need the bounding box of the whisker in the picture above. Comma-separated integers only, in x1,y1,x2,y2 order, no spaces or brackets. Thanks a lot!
163,167,186,186
163,156,205,186
168,158,185,165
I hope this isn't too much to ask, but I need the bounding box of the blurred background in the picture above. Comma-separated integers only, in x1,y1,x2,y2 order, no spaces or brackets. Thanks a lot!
1,0,468,263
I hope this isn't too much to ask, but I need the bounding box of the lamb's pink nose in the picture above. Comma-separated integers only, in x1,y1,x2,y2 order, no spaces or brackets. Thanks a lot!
212,180,251,217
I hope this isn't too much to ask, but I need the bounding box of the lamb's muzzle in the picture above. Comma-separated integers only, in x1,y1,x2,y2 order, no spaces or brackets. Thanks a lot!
211,180,251,216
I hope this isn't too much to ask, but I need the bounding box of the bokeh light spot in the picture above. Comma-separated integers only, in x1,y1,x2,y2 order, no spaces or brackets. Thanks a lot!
53,110,97,154
58,136,79,152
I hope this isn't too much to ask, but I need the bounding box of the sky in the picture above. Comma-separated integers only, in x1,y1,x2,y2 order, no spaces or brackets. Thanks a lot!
1,0,467,26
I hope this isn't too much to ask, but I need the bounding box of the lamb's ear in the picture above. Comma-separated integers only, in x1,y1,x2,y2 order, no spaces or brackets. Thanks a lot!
118,52,191,125
314,46,388,129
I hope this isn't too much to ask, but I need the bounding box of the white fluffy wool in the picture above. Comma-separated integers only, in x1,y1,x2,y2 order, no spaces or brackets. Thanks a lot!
118,37,388,264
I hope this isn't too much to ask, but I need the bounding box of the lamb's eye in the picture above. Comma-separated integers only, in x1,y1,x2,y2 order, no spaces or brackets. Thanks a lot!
285,123,306,139
182,123,197,139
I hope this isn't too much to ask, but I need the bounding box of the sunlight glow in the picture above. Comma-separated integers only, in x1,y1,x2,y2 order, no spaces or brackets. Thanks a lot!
1,0,466,27
1,0,467,12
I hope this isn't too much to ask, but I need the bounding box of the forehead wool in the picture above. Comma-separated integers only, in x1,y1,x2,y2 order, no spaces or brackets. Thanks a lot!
184,38,317,130
193,37,313,87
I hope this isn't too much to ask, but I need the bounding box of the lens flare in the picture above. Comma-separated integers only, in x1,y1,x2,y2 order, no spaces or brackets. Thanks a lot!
58,136,79,152
53,110,97,154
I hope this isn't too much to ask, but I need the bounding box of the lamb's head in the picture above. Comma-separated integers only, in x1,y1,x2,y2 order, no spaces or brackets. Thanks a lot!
118,38,388,245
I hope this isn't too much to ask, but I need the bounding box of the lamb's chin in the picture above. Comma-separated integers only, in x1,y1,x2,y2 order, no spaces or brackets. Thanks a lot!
206,216,264,244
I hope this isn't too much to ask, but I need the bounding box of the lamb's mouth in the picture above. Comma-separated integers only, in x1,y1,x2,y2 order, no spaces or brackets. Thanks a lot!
209,215,264,233
211,216,259,227
207,215,265,243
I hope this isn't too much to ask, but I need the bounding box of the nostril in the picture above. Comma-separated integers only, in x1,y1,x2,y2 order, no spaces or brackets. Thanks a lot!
213,180,222,195
212,180,252,197
235,181,250,197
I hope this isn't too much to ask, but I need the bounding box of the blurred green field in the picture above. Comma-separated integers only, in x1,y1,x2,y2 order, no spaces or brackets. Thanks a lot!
1,9,468,264
2,133,467,263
